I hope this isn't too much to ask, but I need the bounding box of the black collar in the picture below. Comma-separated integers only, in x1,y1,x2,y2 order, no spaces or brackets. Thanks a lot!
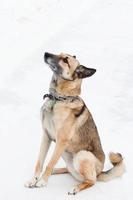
43,93,79,102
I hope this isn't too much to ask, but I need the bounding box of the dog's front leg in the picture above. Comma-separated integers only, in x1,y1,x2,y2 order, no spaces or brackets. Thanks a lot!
35,114,75,187
25,131,51,188
35,138,68,187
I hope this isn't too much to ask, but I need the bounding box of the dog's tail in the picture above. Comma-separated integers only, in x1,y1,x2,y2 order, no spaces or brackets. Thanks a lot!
97,152,126,182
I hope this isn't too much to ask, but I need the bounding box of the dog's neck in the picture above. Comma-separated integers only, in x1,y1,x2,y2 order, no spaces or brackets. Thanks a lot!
49,74,82,97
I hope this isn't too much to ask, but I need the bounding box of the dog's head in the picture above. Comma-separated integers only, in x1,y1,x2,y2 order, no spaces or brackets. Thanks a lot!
44,52,96,80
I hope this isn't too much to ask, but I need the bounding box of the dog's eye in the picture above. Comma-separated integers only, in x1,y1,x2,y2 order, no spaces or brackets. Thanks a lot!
73,55,76,58
63,57,68,63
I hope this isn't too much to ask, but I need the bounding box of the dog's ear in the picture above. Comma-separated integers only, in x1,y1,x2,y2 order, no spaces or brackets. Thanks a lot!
75,65,96,79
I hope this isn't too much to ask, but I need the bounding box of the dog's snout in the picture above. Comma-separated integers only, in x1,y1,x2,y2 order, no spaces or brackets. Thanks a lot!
44,52,55,63
44,52,51,63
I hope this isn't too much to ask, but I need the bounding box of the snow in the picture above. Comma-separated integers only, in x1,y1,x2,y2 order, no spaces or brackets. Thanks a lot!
0,0,132,199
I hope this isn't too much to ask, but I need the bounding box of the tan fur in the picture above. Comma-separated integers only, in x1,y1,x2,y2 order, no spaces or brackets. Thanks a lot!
109,152,123,165
52,168,68,175
55,77,82,96
68,180,94,195
59,53,80,74
41,113,76,182
73,150,103,185
97,152,125,182
25,52,125,194
75,181,94,192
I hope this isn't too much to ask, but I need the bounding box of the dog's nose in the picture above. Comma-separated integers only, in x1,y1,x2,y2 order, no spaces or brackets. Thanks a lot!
45,52,49,57
44,52,50,58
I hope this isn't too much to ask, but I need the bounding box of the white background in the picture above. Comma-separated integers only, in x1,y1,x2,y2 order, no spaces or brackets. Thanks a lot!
0,0,132,199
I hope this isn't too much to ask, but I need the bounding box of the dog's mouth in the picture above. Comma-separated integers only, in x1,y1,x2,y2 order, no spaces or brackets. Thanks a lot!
49,64,57,72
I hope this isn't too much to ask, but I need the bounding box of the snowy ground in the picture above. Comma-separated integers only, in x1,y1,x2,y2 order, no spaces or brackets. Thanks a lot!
0,0,133,199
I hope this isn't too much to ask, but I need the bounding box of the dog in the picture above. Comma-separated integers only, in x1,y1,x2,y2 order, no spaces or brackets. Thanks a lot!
25,52,125,194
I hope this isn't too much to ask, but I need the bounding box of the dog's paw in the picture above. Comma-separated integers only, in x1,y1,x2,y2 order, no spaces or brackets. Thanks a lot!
24,177,38,188
68,187,78,195
35,177,47,188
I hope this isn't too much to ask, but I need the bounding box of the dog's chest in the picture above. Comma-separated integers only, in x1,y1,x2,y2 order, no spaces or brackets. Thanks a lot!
41,99,72,141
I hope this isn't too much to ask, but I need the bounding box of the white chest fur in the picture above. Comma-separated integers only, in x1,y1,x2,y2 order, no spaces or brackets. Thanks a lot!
41,99,56,140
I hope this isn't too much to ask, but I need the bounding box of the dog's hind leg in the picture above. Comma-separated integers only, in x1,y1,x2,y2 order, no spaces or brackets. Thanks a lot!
68,180,94,195
52,167,69,175
68,150,102,195
25,130,51,188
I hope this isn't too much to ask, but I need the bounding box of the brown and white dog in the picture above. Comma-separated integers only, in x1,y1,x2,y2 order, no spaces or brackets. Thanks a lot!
25,52,125,194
